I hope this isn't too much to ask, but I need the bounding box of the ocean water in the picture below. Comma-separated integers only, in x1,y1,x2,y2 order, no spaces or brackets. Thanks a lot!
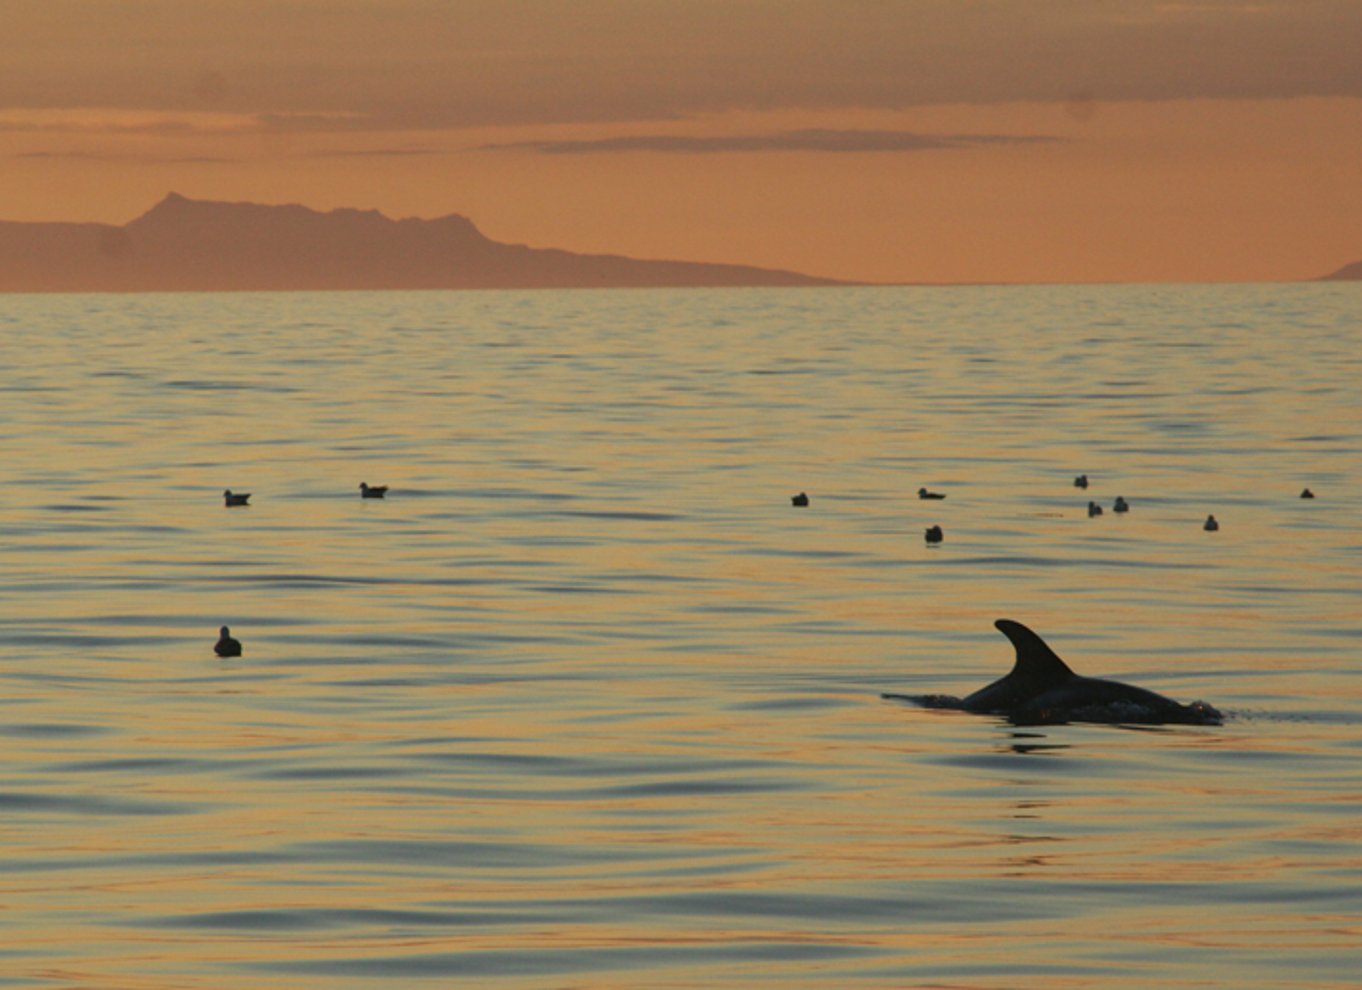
1,284,1360,988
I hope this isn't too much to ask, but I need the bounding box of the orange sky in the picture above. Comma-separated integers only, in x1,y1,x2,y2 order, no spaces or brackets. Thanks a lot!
3,1,1360,284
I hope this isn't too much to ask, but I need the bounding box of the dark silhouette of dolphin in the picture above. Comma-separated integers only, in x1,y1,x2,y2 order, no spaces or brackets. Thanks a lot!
883,619,1222,726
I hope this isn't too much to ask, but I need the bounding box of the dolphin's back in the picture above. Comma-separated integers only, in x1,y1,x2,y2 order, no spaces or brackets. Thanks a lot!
883,619,1223,726
961,619,1076,713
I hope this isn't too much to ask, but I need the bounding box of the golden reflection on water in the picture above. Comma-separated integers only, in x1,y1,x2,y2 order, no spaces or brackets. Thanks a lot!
1,285,1361,987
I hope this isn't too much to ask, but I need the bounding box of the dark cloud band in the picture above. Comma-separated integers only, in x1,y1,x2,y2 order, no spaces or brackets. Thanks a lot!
4,1,1361,131
484,129,1060,155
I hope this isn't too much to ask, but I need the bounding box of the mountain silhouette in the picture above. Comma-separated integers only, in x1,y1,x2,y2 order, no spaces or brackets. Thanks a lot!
0,193,843,292
1318,260,1362,281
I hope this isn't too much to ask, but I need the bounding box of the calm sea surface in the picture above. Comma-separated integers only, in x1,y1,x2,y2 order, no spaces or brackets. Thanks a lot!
2,285,1360,988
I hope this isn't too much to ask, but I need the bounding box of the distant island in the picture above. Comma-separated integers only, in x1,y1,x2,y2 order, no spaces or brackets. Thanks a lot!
0,193,843,292
1318,261,1362,281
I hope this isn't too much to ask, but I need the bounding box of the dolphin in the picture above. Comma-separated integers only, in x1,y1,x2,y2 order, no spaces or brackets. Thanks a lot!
883,619,1222,726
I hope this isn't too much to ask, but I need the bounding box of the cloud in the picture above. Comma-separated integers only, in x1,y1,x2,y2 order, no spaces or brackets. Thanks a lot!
3,1,1360,130
484,129,1060,155
0,107,260,135
256,112,375,133
13,143,439,165
13,150,238,164
1131,3,1288,22
0,108,377,145
300,147,440,159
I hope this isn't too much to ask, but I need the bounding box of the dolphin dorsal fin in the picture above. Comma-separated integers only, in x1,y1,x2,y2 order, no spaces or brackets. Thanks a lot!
994,619,1075,686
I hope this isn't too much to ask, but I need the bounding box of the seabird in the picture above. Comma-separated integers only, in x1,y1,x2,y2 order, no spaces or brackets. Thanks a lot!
1074,474,1089,489
1204,514,1219,532
791,492,809,507
924,524,943,544
1113,496,1129,513
918,487,946,500
223,489,251,507
1088,501,1103,517
214,625,242,657
359,482,389,499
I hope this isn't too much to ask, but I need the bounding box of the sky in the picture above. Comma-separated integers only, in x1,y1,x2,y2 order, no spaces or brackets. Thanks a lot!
2,0,1360,284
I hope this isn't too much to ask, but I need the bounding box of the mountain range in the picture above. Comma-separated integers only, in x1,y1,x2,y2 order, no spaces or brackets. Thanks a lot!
1318,261,1362,281
0,194,841,292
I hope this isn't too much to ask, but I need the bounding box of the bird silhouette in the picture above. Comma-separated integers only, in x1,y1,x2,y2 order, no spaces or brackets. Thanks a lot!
214,625,242,657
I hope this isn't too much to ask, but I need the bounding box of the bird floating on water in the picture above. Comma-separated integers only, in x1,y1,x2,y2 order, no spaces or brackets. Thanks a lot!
1088,501,1103,517
214,625,242,657
359,482,389,499
1204,514,1219,532
924,524,943,544
1113,496,1129,513
791,492,809,507
1074,474,1089,489
1300,488,1315,499
223,489,250,507
918,487,946,500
